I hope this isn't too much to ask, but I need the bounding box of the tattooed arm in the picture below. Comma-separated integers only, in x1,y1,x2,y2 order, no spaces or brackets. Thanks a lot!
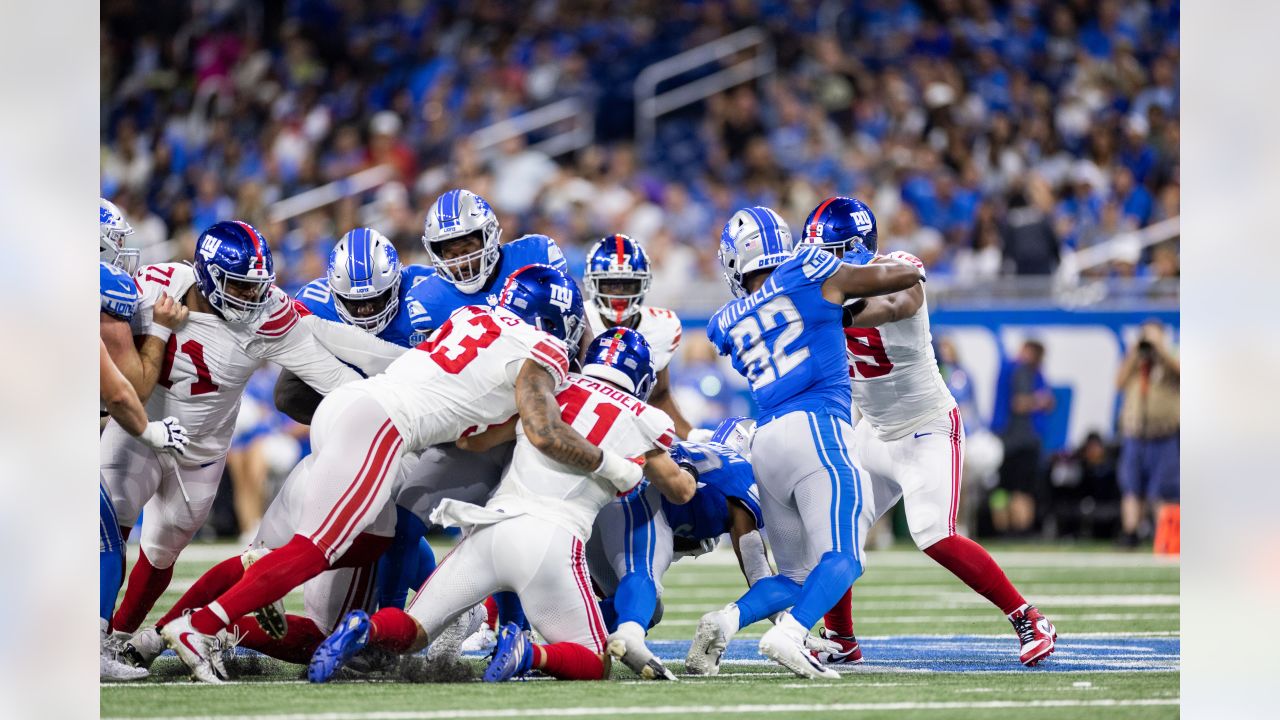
514,360,603,472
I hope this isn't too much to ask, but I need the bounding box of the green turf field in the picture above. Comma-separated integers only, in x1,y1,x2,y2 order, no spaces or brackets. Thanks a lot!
101,541,1179,719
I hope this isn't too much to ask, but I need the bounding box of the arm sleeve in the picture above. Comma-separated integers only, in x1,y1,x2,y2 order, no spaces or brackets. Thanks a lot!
299,315,407,376
248,312,363,395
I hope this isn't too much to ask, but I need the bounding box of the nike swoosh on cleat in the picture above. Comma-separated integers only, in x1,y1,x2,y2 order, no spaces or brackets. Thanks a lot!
178,633,202,656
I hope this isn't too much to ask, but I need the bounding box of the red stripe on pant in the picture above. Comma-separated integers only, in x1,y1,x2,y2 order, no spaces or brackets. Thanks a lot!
310,422,402,559
570,538,606,651
311,421,394,543
948,407,961,536
325,436,401,560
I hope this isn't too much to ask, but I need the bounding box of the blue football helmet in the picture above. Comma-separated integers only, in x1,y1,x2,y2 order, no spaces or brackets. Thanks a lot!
583,234,652,324
718,206,794,297
497,264,586,351
710,415,757,458
582,326,656,401
100,198,140,275
801,196,878,266
328,228,402,334
99,261,140,322
422,189,502,293
192,221,276,324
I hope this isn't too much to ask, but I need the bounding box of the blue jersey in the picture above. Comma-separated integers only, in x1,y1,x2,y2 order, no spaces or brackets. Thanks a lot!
708,247,850,424
99,261,140,322
406,234,567,333
663,441,763,540
295,264,436,348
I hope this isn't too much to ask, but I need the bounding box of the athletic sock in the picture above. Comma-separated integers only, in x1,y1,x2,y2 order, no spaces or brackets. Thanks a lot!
613,571,658,629
156,555,246,629
412,536,437,589
791,551,862,629
375,508,429,610
822,586,855,636
112,548,175,633
494,591,528,631
597,596,619,633
483,595,499,631
534,642,605,680
230,615,326,664
924,535,1026,615
190,535,328,635
735,574,803,627
368,607,420,653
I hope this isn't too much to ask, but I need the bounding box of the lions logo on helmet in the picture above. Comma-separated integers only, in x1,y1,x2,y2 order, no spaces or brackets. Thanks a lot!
328,228,403,334
583,234,652,324
422,189,502,294
801,196,878,266
191,221,276,324
717,207,794,298
100,198,140,275
582,326,656,401
497,264,586,352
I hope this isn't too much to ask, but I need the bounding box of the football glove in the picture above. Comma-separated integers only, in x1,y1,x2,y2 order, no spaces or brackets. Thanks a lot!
138,416,190,456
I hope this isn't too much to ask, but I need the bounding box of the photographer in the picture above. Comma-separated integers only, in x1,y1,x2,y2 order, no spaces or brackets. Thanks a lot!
1115,320,1180,547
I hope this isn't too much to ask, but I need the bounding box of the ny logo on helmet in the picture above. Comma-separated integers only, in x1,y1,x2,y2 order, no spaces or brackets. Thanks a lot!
548,283,573,311
199,235,223,261
851,210,874,234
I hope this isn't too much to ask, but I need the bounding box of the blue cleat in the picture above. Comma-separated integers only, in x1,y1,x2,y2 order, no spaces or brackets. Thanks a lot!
308,610,371,683
482,622,534,682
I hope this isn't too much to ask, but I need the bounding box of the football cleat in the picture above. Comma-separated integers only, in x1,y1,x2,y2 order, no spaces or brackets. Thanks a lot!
483,623,534,683
685,606,738,676
241,548,288,640
607,621,676,681
120,626,166,669
759,613,840,680
461,624,498,653
100,630,148,682
308,610,371,683
426,604,486,664
809,627,864,665
161,615,228,684
1010,605,1057,667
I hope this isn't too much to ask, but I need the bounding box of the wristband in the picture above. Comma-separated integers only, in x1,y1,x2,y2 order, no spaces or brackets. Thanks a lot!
146,324,173,342
594,450,642,494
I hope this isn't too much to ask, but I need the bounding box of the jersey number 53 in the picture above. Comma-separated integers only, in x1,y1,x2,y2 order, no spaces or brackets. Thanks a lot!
728,296,809,390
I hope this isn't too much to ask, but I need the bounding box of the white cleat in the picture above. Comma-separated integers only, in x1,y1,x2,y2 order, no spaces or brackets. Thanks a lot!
242,548,288,640
460,624,498,653
161,615,228,684
427,604,486,663
608,621,676,680
759,613,840,680
685,606,738,676
120,626,166,670
101,631,148,682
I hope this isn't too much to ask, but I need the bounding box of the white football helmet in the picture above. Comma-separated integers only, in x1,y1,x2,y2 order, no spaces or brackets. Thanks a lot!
422,189,502,294
717,206,794,298
328,228,403,335
100,198,140,275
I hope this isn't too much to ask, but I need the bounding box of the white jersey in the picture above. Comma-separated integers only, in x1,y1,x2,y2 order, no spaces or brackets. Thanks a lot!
130,263,361,464
846,289,956,441
486,374,675,540
587,305,682,373
357,305,571,452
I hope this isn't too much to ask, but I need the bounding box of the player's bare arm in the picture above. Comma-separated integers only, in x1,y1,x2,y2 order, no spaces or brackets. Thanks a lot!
647,367,693,439
273,369,323,425
514,360,607,472
821,257,924,305
640,450,696,504
134,293,190,402
848,284,925,328
456,416,518,452
727,502,771,586
101,312,145,396
101,339,151,436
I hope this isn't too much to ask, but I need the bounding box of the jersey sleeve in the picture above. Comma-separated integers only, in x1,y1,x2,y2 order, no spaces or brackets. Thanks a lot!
405,280,440,334
245,292,362,393
790,246,842,284
523,332,572,389
129,264,175,334
294,278,338,319
512,234,568,274
300,315,407,376
640,405,677,453
706,310,731,356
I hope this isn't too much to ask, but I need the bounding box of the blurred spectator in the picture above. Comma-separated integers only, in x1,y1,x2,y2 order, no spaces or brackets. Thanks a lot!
1048,432,1122,540
1002,177,1060,275
991,339,1054,537
1115,320,1180,547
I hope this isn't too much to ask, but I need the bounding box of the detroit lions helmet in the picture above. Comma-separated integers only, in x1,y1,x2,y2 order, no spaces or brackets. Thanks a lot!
710,415,757,458
328,228,403,334
583,234,652,324
422,189,502,293
99,261,140,322
801,196,878,266
497,264,586,352
192,221,276,324
718,206,794,298
100,198,140,275
582,326,656,401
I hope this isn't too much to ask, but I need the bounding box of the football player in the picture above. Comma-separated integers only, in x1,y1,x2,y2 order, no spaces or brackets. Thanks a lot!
582,234,693,438
307,327,696,684
589,415,769,680
803,197,1057,667
687,206,924,679
160,266,646,683
103,221,365,635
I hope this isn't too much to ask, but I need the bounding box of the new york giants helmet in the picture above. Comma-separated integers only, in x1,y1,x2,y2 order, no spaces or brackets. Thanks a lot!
710,415,757,458
718,206,794,298
328,228,402,334
99,261,140,322
100,198,140,275
497,264,586,351
801,196,878,266
192,221,276,324
422,189,502,293
583,234,652,324
582,326,656,401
